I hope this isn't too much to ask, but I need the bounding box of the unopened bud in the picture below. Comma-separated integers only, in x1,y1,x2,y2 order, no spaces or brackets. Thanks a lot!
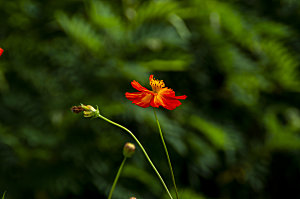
81,105,98,118
123,142,136,158
71,104,99,118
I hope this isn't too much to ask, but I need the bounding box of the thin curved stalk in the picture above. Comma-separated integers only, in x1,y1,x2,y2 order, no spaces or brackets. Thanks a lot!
108,157,127,199
2,191,6,199
153,108,179,199
97,113,174,199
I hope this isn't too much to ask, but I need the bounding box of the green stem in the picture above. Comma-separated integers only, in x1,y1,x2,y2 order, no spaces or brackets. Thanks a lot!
2,191,6,199
97,113,174,199
108,157,127,199
153,108,179,199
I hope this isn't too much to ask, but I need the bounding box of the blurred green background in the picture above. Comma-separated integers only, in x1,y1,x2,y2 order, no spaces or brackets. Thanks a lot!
1,0,300,198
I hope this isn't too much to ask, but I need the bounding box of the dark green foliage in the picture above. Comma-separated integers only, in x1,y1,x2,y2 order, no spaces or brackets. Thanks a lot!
1,0,300,198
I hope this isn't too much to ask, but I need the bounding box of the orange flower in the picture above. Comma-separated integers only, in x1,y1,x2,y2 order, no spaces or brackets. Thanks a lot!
125,75,187,110
0,48,3,56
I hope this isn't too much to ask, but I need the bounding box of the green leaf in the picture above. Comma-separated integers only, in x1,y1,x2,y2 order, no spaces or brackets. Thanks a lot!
189,115,232,150
140,59,190,71
56,12,103,52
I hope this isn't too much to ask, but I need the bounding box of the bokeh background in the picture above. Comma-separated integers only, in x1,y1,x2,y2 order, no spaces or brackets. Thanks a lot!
1,0,300,198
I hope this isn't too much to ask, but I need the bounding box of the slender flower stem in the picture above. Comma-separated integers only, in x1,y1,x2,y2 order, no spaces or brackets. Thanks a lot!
96,113,174,199
153,108,179,199
2,191,6,199
108,157,127,199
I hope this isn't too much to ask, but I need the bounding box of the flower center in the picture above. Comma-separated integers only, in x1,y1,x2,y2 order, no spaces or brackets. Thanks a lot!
150,76,165,92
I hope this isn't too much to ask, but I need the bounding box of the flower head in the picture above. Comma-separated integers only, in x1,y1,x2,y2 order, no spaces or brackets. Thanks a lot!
125,75,187,110
0,48,3,56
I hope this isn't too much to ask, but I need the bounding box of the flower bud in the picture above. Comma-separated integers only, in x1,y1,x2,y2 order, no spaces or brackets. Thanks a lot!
123,142,136,158
80,104,98,118
71,104,99,118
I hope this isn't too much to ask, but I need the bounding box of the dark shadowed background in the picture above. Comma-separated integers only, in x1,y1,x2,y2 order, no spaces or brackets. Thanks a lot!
1,0,300,198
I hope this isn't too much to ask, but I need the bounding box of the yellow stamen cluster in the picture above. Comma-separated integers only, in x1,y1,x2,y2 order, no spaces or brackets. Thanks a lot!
150,78,165,92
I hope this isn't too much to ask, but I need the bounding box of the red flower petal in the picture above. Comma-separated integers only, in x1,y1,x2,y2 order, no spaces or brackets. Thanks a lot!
131,80,151,92
159,88,187,99
162,96,183,110
152,94,182,110
0,48,3,56
125,92,153,108
149,88,187,110
149,75,154,81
